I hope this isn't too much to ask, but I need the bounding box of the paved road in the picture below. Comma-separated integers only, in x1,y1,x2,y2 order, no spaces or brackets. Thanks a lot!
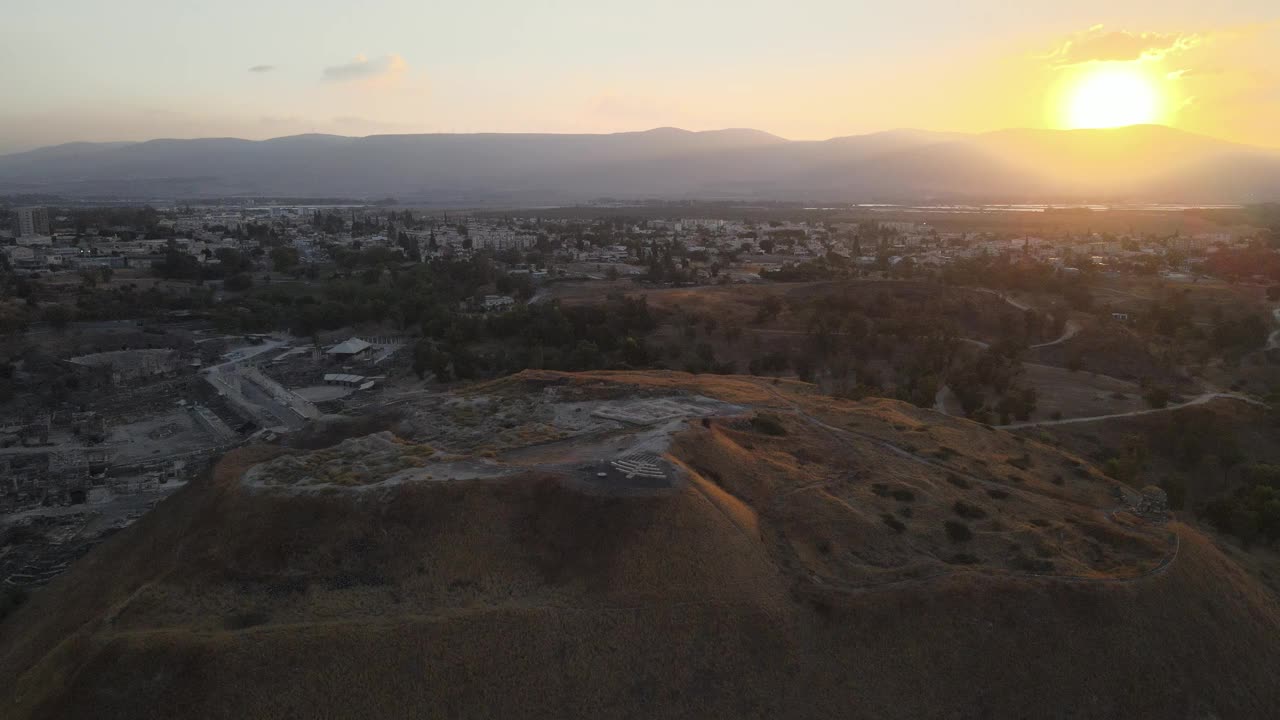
201,338,313,431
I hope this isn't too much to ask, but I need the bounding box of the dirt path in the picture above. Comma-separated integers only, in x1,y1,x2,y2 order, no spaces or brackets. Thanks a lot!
970,287,1031,312
756,383,1180,588
1000,391,1265,429
1030,319,1081,349
755,312,1240,429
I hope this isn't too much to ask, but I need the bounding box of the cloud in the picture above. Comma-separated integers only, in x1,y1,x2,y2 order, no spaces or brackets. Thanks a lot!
1166,67,1222,80
322,54,407,83
248,65,276,73
1045,25,1202,66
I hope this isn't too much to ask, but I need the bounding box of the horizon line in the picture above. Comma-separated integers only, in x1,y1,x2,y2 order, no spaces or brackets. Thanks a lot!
6,122,1265,157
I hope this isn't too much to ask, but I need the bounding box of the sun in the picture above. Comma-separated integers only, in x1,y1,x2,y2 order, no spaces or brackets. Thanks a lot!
1063,65,1162,129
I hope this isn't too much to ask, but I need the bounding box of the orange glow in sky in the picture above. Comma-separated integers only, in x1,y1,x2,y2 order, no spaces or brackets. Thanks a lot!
1,5,1278,152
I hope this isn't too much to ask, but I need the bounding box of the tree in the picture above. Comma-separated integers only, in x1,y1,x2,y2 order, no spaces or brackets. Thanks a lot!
223,274,254,292
723,322,742,344
413,339,449,380
270,246,299,272
755,295,783,324
43,304,74,330
214,248,253,274
1144,386,1171,409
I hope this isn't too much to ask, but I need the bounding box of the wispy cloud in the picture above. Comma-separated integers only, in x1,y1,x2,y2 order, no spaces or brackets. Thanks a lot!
1166,67,1222,80
247,64,276,73
1045,25,1202,67
322,54,407,83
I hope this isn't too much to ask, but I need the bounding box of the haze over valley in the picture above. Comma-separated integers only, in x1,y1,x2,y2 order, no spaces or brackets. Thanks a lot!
2,124,1277,204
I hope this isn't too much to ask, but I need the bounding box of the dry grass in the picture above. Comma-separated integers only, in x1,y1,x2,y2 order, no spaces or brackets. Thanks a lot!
2,374,1278,719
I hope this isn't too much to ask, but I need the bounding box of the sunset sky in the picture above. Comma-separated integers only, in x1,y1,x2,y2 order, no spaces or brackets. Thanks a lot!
1,1,1277,153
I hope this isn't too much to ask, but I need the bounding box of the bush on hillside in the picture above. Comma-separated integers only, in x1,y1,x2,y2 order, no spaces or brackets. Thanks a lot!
953,500,988,520
750,413,787,436
0,587,28,623
945,520,973,542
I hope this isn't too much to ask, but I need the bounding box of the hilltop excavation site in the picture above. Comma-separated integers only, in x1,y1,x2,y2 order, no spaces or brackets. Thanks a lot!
2,369,1278,719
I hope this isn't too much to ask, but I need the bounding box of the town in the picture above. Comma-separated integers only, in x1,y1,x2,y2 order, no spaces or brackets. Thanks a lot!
2,202,1276,582
0,203,1261,284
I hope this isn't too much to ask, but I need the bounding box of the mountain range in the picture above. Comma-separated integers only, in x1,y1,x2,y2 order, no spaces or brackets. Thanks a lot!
0,125,1277,204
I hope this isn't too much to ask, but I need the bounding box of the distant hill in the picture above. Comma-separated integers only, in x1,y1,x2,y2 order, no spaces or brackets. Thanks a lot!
0,124,1277,203
2,371,1277,719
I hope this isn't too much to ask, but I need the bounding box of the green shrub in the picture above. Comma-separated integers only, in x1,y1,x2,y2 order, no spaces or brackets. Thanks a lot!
225,610,271,630
750,413,787,436
1144,386,1171,409
1007,455,1032,470
0,586,28,622
953,500,987,519
1011,556,1055,573
945,520,973,542
1160,477,1187,511
881,513,906,533
1200,477,1280,546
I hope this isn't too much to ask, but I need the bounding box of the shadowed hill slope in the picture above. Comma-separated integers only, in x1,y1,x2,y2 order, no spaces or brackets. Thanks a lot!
2,371,1278,719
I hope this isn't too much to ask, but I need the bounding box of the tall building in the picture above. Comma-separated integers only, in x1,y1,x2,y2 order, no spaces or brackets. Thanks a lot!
15,206,50,237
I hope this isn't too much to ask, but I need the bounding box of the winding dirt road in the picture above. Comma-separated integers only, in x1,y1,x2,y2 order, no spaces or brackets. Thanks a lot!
1000,391,1266,429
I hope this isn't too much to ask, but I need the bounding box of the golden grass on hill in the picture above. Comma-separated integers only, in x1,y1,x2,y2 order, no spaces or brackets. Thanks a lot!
2,372,1278,719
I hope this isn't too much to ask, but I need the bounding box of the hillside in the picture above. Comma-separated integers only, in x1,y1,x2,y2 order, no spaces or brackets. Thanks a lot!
2,371,1278,718
1,125,1277,202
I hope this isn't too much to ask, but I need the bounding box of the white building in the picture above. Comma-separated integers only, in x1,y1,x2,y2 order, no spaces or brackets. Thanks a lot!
15,233,53,247
482,295,515,311
14,207,50,237
326,337,373,358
